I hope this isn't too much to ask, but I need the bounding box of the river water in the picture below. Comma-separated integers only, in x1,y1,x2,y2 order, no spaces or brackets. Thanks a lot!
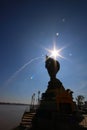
0,104,29,130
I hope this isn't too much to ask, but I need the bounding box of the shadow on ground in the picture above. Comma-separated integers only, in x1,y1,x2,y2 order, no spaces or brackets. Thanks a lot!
12,112,87,130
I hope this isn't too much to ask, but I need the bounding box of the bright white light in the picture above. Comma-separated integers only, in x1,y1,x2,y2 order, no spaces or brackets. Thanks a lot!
56,33,59,36
50,46,59,59
45,45,65,59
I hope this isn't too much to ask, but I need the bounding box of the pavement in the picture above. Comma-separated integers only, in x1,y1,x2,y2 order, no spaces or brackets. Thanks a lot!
79,115,87,128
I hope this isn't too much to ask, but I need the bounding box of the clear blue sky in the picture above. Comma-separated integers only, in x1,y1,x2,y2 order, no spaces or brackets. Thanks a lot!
0,0,87,103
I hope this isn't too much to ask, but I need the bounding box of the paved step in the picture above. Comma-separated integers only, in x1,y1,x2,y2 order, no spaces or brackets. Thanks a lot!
22,118,32,121
20,112,36,128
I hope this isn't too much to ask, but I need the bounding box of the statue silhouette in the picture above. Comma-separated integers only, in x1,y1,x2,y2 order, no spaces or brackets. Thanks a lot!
45,55,60,80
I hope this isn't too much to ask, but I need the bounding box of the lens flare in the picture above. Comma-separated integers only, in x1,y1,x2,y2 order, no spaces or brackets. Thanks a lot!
45,45,65,60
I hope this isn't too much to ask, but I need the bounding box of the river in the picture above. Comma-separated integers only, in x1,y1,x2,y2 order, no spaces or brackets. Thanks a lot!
0,104,29,130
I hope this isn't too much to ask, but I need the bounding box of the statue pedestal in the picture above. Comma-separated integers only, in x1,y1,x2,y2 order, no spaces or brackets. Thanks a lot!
32,56,76,129
38,77,74,114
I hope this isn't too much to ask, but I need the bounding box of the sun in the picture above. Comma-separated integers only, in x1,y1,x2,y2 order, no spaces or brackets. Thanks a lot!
45,45,64,60
51,46,59,59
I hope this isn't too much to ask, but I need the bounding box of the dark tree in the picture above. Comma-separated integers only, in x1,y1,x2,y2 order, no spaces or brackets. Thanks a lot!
76,95,85,109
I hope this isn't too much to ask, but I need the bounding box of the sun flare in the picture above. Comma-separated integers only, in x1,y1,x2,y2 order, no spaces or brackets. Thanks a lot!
51,47,59,59
45,45,64,60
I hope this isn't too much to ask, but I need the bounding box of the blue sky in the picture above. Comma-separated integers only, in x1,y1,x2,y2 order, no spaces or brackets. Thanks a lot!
0,0,87,103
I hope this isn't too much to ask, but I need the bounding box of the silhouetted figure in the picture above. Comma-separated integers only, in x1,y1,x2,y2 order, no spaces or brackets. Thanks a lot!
28,56,86,130
45,55,60,80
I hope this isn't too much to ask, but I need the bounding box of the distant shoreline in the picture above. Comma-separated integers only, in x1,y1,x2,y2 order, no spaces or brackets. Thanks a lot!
0,102,29,106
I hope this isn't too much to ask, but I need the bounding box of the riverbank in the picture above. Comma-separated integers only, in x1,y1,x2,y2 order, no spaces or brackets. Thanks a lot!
0,102,29,106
